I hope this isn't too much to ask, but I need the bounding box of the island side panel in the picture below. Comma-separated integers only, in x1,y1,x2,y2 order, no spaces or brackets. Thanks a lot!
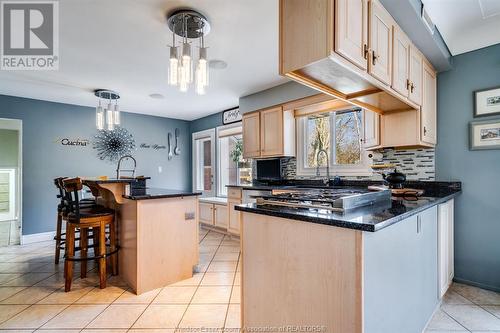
119,198,139,291
136,197,199,294
241,212,363,333
363,206,438,333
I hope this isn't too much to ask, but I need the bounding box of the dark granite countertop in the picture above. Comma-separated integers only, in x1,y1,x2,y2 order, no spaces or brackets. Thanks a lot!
235,183,461,232
123,187,201,200
83,177,150,184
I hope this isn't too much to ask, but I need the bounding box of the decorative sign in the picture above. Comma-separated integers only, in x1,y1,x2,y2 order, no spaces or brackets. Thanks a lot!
140,143,167,150
222,107,241,125
54,137,90,147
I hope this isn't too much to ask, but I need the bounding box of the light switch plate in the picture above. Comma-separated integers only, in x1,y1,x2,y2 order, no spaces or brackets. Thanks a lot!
185,212,195,220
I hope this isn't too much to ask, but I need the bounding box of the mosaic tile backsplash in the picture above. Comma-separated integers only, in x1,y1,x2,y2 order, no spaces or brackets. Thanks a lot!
278,148,435,181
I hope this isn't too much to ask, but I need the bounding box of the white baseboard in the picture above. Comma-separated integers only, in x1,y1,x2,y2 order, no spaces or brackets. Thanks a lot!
21,231,56,245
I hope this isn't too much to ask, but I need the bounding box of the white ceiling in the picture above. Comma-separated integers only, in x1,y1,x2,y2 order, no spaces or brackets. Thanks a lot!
422,0,500,56
0,0,286,120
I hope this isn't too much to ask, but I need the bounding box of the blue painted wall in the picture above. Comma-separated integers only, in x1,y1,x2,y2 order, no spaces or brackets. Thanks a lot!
0,95,191,236
189,111,223,133
436,43,500,291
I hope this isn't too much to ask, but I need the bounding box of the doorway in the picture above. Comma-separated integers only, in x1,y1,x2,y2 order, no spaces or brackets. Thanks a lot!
0,119,22,246
192,129,216,197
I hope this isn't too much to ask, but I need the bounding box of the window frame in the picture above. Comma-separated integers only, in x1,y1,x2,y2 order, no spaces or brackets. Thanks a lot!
296,109,372,177
215,122,243,197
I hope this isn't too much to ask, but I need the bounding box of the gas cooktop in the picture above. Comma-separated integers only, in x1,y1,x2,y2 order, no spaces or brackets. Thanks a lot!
256,188,391,212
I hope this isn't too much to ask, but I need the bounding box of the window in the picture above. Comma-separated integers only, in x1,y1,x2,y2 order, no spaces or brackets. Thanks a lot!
216,124,252,197
0,169,16,221
297,108,371,176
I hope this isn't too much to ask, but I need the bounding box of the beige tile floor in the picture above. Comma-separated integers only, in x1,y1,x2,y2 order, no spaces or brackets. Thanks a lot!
0,228,241,332
1,227,500,333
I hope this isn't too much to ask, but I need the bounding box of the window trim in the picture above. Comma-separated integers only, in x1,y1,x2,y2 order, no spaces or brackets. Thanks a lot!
296,110,372,177
215,122,242,197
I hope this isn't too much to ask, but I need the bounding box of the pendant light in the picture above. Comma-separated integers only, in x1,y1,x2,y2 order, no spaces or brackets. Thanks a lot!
94,90,120,131
167,10,210,95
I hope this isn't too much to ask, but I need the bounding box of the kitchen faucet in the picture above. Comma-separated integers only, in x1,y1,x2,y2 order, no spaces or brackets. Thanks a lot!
116,155,136,179
316,149,330,185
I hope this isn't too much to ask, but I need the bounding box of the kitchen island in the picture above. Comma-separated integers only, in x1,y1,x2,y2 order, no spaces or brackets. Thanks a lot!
235,183,460,333
85,179,201,295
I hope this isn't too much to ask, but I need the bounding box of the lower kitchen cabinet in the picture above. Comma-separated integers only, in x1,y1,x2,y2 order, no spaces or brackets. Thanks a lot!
438,199,454,298
198,199,228,229
199,202,214,226
227,200,241,235
214,204,228,229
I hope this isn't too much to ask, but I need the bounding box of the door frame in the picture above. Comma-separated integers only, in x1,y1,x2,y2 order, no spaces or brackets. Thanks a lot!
0,118,23,242
192,128,216,197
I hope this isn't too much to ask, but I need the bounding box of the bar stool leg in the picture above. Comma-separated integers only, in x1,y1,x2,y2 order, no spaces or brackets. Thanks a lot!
98,222,107,289
64,223,75,292
80,228,88,279
54,212,63,265
110,219,118,276
92,227,99,265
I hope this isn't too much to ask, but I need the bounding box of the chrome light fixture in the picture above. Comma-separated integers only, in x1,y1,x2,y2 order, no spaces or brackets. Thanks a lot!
167,9,210,95
94,89,120,131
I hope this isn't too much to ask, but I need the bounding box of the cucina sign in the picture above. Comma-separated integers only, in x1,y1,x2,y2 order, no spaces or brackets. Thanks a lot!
59,138,89,146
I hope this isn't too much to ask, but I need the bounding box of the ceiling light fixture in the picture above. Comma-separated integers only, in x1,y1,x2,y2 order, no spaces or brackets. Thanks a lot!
94,89,120,131
167,9,210,95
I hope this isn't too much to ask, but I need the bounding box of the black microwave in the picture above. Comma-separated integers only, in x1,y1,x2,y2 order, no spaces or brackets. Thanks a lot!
256,159,282,181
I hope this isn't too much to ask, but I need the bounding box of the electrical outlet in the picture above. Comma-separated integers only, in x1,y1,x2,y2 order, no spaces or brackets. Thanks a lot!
158,166,162,173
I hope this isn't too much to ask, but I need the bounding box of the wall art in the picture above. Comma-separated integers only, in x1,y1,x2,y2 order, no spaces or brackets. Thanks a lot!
93,127,136,162
474,86,500,117
470,118,500,150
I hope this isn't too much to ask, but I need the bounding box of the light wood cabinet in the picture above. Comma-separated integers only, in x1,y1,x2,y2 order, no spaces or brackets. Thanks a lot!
438,199,454,298
214,204,228,229
242,106,295,159
260,106,284,157
421,60,437,144
409,45,423,105
242,112,261,158
227,200,241,235
199,202,214,226
368,0,394,86
392,26,411,96
363,109,380,148
335,0,368,70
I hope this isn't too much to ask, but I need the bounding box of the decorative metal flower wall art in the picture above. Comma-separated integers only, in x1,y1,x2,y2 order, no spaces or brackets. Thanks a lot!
93,127,136,162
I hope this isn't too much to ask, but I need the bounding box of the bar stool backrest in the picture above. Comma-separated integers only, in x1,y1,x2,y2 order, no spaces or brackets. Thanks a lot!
62,177,83,220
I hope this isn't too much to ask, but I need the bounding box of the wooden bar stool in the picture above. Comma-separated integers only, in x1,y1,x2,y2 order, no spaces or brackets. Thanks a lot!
62,177,118,291
53,177,96,265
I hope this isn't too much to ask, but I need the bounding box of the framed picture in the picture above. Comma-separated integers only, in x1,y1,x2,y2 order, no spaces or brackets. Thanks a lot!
474,86,500,117
470,119,500,150
222,107,241,125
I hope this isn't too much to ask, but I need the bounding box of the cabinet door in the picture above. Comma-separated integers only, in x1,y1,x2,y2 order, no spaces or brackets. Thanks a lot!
228,200,241,235
214,204,228,229
243,112,261,158
335,0,368,70
438,199,454,298
421,61,437,144
199,202,214,226
363,109,380,148
260,106,284,157
409,45,423,105
392,26,410,96
368,0,393,85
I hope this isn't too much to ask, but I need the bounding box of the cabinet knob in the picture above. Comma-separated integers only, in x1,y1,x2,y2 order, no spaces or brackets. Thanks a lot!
410,83,415,93
424,126,427,135
363,44,369,60
406,79,411,91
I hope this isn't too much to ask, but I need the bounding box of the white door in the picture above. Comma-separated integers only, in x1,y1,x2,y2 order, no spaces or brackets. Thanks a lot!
192,129,216,197
0,169,16,222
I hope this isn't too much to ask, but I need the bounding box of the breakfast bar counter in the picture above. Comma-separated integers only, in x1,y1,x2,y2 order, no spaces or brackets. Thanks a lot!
86,179,201,295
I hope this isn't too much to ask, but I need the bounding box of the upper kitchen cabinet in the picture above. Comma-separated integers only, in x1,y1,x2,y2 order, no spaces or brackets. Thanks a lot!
421,60,437,145
279,0,419,114
242,112,261,158
335,0,368,70
409,46,423,105
242,106,295,159
368,0,394,86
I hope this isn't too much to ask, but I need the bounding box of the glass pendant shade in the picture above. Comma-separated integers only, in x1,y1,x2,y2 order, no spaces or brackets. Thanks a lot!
106,103,114,131
113,103,120,125
168,46,179,86
96,104,105,130
181,42,192,83
196,47,209,95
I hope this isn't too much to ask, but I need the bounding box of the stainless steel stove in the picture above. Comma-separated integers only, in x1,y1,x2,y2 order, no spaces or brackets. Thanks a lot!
256,188,391,212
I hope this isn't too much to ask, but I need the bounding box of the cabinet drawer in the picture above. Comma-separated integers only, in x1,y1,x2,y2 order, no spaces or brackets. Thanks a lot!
228,187,242,199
